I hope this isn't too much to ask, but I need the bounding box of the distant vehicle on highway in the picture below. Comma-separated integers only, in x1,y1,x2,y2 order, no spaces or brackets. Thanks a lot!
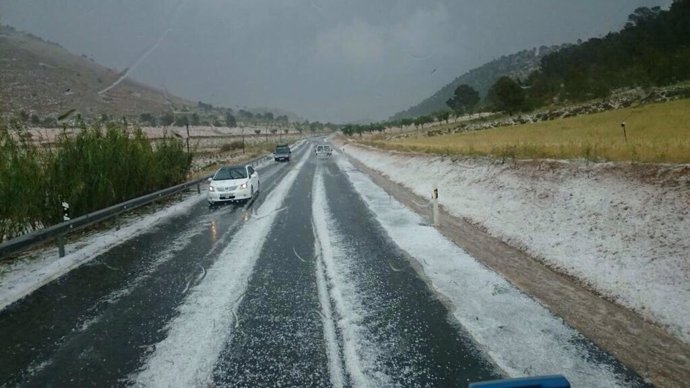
274,144,291,162
207,165,259,205
315,145,332,157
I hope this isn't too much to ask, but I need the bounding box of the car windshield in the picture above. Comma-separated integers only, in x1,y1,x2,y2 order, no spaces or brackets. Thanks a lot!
213,167,247,180
3,2,688,387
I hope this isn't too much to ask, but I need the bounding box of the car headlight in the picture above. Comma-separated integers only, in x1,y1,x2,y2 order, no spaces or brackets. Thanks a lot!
239,182,248,189
209,186,215,192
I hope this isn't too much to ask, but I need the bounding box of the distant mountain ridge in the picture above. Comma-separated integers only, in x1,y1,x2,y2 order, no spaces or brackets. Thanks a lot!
0,24,305,125
390,45,566,120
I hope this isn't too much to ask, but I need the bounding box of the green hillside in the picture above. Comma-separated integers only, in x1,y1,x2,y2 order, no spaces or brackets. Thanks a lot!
390,45,564,121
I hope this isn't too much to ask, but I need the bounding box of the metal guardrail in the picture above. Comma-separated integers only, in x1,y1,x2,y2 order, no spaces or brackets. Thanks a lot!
0,152,275,259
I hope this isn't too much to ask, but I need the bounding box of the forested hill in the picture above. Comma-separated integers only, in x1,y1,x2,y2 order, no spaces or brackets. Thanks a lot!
390,45,564,121
526,0,690,105
392,0,690,121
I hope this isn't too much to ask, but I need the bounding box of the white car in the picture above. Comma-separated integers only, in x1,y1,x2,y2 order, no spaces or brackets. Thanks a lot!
315,145,332,157
207,165,259,205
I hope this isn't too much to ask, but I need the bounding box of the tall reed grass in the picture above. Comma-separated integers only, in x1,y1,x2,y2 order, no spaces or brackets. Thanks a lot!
1,121,191,242
0,121,48,239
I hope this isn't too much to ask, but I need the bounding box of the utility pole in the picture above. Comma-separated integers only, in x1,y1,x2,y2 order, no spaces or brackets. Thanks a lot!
186,122,190,153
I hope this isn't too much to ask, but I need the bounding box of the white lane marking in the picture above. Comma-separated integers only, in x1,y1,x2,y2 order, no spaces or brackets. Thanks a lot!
334,155,633,387
313,169,391,387
133,146,311,387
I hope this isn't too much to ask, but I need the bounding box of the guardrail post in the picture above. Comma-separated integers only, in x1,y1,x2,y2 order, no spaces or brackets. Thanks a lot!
57,234,66,257
432,188,439,226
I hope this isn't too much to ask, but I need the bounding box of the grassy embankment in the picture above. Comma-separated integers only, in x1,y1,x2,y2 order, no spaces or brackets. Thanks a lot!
363,98,690,163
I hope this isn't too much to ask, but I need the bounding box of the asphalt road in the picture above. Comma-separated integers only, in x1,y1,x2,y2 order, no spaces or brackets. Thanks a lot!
0,139,645,387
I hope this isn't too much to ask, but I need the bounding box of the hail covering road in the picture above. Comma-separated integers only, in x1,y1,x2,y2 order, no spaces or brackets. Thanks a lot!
0,139,645,387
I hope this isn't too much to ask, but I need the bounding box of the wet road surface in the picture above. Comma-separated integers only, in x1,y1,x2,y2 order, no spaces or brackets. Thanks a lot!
0,139,646,387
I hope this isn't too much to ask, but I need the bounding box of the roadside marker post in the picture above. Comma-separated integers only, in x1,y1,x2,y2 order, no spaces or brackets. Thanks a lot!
59,202,70,257
62,202,71,222
621,121,628,143
432,188,439,226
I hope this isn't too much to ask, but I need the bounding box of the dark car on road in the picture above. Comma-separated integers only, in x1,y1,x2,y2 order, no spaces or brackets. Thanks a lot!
274,144,291,162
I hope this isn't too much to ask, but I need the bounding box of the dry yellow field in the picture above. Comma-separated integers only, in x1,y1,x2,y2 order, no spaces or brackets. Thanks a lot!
366,98,690,163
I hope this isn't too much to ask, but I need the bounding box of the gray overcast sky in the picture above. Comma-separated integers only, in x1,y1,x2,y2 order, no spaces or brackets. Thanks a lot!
0,0,672,122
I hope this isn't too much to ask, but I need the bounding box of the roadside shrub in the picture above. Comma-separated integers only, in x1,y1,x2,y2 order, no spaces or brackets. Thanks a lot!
152,137,193,189
219,141,244,152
